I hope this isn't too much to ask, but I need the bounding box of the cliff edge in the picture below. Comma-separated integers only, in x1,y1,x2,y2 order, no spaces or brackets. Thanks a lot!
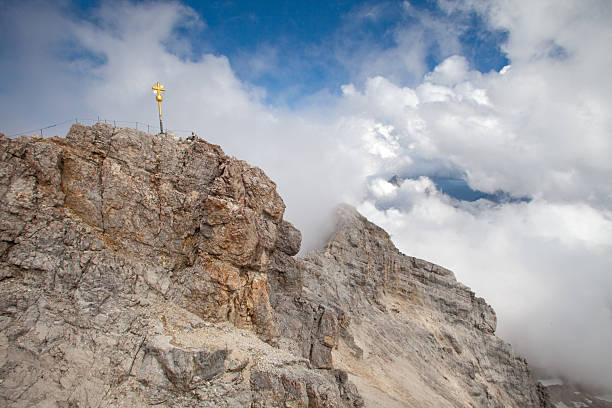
0,124,548,407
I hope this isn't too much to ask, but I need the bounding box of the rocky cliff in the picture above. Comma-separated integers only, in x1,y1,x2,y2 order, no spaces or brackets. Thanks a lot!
0,124,549,407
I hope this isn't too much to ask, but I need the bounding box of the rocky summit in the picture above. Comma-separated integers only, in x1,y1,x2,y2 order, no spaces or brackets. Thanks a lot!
0,124,550,407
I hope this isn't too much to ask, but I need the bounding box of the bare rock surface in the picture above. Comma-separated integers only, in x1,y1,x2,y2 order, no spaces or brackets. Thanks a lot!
0,125,360,407
0,124,547,407
272,204,551,408
544,382,612,408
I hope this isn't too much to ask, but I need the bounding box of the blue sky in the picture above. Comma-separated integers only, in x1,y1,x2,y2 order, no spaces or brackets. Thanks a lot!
188,0,508,103
1,0,612,391
64,0,509,106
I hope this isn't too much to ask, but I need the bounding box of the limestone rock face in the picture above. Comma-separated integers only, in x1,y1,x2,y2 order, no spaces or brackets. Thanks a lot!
0,124,547,407
287,204,550,408
0,125,361,407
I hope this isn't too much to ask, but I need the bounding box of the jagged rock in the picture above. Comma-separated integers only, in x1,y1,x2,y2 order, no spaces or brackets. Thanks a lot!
288,204,550,407
0,125,357,407
545,382,612,408
138,335,227,391
250,365,364,408
0,125,548,407
277,220,302,256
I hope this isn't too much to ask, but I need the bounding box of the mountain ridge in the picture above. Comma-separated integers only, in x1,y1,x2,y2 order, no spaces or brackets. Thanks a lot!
0,124,549,407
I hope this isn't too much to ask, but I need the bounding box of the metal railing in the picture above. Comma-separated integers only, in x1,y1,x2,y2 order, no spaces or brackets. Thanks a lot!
4,117,196,138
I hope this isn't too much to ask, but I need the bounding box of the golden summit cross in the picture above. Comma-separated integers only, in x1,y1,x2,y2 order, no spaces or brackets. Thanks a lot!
152,82,166,134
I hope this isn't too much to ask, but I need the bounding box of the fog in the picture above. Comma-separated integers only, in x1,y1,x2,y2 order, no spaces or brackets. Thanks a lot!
1,0,611,391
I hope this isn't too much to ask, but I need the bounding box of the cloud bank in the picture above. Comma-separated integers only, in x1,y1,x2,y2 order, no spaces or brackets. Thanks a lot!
1,0,611,391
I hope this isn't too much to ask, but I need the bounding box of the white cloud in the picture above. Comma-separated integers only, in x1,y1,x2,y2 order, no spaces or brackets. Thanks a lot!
416,82,454,102
361,122,399,159
369,178,397,199
424,54,469,86
334,0,612,390
358,190,612,389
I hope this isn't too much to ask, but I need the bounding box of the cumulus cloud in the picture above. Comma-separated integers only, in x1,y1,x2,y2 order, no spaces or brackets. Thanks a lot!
1,0,611,391
358,184,612,389
335,0,612,390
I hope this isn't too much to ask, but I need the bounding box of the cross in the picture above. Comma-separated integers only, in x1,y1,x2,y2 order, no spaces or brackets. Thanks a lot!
152,82,166,134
